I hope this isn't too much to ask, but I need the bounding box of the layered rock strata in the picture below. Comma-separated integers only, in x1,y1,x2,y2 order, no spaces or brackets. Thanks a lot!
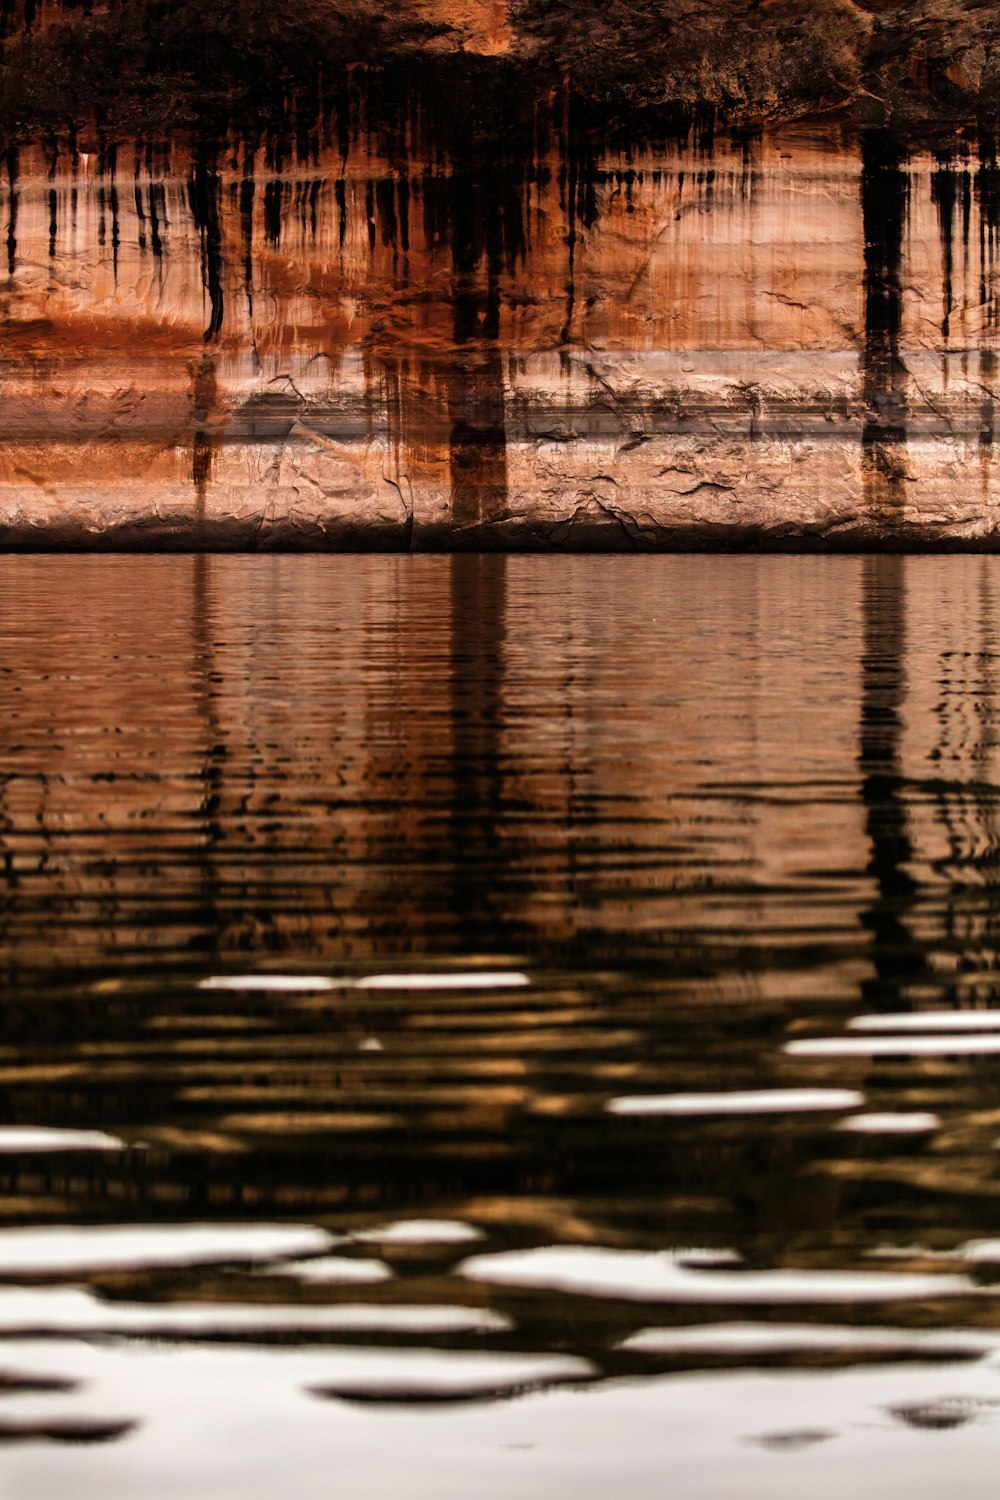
2,128,1000,548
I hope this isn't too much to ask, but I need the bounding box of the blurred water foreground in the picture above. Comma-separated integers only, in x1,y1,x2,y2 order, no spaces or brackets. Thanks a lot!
4,554,1000,1496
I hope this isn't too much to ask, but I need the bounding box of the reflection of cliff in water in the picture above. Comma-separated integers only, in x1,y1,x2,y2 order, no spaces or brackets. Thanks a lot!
858,555,918,1011
6,557,1000,1291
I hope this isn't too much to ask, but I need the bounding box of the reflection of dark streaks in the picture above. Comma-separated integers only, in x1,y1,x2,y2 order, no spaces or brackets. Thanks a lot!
5,146,17,276
970,564,1000,947
858,556,920,1013
191,554,226,962
924,584,975,966
975,560,1000,901
448,554,508,946
930,563,1000,996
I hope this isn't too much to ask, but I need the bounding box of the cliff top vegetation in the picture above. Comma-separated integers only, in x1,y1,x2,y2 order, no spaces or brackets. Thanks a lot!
0,0,997,143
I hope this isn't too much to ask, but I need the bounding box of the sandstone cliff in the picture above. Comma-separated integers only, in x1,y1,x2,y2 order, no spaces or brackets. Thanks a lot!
1,125,1000,548
1,7,1000,546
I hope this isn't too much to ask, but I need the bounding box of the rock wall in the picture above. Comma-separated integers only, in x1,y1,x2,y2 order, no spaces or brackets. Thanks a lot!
3,125,1000,548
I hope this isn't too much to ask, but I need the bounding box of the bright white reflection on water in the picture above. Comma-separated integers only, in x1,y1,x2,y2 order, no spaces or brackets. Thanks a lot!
459,1246,976,1302
787,1035,1000,1055
199,976,343,993
353,1221,485,1244
0,1128,124,1152
850,1011,1000,1030
267,1256,393,1283
606,1089,865,1115
5,1342,1000,1500
0,1225,333,1274
0,1287,510,1336
836,1112,941,1133
5,555,1000,1495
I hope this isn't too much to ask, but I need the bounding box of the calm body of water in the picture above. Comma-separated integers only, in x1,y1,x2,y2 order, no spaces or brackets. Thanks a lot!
3,554,1000,1497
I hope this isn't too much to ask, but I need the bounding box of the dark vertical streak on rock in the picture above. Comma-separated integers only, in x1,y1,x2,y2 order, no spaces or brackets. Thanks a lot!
188,149,224,344
931,159,956,340
447,154,510,532
976,134,1000,332
860,131,910,517
397,176,410,258
45,142,58,263
448,352,509,533
133,146,147,254
5,146,17,276
335,175,347,249
145,138,165,270
240,148,255,322
375,176,397,260
147,182,163,265
560,123,577,346
190,353,220,523
979,348,995,502
961,166,972,281
365,178,376,252
974,562,999,872
263,175,283,247
859,556,919,1015
106,144,119,282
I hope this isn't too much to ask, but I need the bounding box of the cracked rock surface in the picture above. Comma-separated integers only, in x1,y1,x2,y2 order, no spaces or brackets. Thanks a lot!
2,128,1000,550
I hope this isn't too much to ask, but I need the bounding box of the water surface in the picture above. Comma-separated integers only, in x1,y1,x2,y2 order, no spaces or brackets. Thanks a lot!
3,554,1000,1496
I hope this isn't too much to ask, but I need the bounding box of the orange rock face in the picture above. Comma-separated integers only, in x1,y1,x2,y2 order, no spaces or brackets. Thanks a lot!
412,0,511,52
0,124,999,548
